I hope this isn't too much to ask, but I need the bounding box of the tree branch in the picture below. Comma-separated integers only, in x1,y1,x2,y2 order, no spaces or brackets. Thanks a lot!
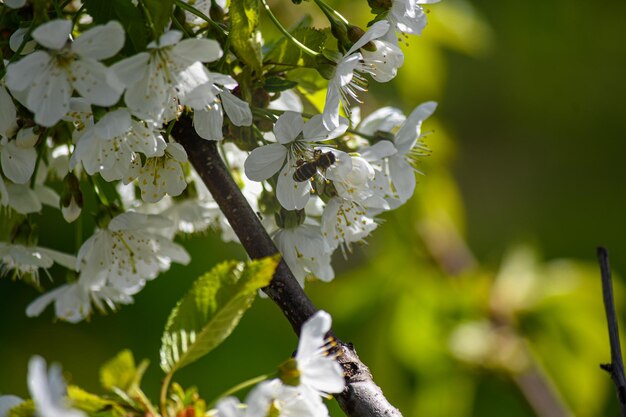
597,246,626,417
172,116,402,417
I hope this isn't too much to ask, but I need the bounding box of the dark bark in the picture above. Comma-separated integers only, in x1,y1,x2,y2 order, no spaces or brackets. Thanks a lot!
597,247,626,417
172,116,402,417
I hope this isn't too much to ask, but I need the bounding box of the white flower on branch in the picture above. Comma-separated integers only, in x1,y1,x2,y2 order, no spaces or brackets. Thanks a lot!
129,142,188,203
111,30,222,125
70,108,166,182
77,211,190,293
274,224,334,287
244,112,347,210
0,242,76,284
5,20,125,127
246,379,327,417
386,0,440,41
322,20,403,130
359,101,437,205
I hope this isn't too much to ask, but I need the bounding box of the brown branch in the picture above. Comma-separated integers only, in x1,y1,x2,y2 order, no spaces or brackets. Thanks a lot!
172,116,402,417
597,247,626,417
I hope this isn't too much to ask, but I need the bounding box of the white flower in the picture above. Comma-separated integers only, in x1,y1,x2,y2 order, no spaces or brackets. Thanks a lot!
0,127,38,184
5,20,125,127
295,311,345,397
129,142,188,203
0,395,22,417
214,397,244,417
111,30,222,124
191,74,253,141
244,112,347,210
360,39,404,82
70,108,166,182
321,197,378,251
27,356,86,417
0,242,76,284
0,162,59,215
274,225,334,288
76,211,190,292
246,379,327,417
26,281,134,323
322,20,394,130
386,0,440,40
359,101,436,204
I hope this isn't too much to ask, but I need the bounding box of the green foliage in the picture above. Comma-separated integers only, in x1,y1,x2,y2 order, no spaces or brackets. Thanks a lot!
83,0,148,54
142,0,175,37
265,27,330,67
67,386,126,417
99,350,149,393
159,255,279,374
230,0,263,73
263,76,299,92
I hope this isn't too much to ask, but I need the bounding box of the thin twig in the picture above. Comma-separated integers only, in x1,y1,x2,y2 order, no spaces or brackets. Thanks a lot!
597,246,626,416
172,115,402,417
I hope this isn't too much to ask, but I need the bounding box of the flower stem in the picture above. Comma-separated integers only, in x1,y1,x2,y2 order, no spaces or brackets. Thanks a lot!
313,0,349,26
259,0,320,57
209,373,271,407
160,371,174,417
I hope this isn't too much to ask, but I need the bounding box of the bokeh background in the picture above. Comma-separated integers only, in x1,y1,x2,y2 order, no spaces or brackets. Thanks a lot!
2,0,626,416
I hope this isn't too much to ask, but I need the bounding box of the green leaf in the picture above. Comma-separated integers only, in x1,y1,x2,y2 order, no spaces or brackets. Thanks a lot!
264,76,299,92
100,349,149,392
143,0,175,36
83,0,148,54
265,27,330,67
229,0,263,72
159,255,279,374
67,386,126,416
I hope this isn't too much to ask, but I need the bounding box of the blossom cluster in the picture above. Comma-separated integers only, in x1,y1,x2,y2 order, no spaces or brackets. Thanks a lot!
0,311,344,417
0,0,438,323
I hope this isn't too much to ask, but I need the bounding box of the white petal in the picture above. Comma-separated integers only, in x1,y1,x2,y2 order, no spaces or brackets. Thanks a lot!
71,59,122,106
193,104,224,141
72,21,125,60
300,356,345,394
110,53,150,87
6,182,42,214
298,310,332,359
347,20,389,55
269,89,303,112
220,91,252,126
0,395,22,416
304,114,347,142
389,156,415,202
32,19,72,50
395,101,437,152
166,142,188,162
27,66,71,127
215,397,244,417
5,51,51,92
94,108,131,138
4,0,26,8
276,164,311,210
109,212,171,231
155,30,183,47
322,82,340,131
244,143,287,181
1,139,36,184
274,111,304,144
358,106,405,135
172,38,223,63
360,140,397,161
38,247,77,271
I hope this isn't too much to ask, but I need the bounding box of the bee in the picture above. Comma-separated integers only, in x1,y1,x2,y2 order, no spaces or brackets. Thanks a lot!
292,150,336,182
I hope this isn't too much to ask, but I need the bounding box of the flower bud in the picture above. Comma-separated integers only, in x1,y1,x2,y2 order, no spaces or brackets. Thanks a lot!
274,208,305,229
315,55,337,80
60,173,83,223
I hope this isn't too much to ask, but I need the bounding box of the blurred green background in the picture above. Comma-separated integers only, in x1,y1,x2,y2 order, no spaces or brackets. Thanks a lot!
2,0,626,416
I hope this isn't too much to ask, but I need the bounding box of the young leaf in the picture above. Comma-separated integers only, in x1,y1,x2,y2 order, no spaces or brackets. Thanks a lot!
67,386,126,416
83,0,148,54
230,0,263,72
159,255,279,374
100,349,148,393
264,76,299,93
265,27,329,67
